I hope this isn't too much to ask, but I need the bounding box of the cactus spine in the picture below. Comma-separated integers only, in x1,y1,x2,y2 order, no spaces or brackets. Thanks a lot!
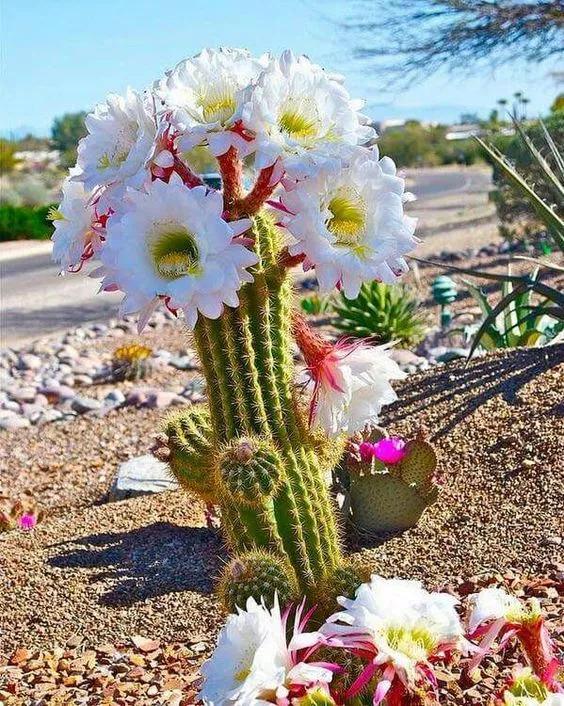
166,211,348,609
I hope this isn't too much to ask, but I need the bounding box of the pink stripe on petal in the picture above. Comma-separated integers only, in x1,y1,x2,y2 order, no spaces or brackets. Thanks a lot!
467,617,506,672
345,662,378,700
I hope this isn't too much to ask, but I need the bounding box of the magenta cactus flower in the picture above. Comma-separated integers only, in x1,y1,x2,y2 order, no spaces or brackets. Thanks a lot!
18,513,37,531
372,437,407,465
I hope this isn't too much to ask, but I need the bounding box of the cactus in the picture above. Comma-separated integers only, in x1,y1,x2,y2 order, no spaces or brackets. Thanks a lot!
159,212,346,610
218,550,300,613
111,343,153,381
345,432,439,534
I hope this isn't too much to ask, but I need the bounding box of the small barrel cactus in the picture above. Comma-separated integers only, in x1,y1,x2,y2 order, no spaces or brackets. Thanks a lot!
344,431,440,534
111,343,153,381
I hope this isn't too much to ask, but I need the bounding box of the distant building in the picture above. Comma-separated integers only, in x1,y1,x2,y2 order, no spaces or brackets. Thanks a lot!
445,123,482,141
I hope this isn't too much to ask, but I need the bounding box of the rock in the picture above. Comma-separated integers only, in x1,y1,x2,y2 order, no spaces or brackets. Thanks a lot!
389,349,429,371
109,454,178,501
7,386,37,403
125,388,149,406
104,389,126,406
40,409,64,424
74,374,93,386
71,396,103,414
146,391,183,409
436,348,470,363
1,400,21,413
17,353,42,371
0,414,31,431
169,355,197,371
21,403,45,422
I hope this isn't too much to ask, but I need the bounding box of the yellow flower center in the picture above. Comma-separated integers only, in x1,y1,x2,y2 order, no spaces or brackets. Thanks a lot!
97,122,138,170
150,226,201,280
234,667,251,683
198,83,237,124
384,625,437,664
504,672,549,705
326,187,371,258
279,98,321,142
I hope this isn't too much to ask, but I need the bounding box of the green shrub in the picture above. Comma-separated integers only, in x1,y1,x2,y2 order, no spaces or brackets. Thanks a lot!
333,281,428,347
0,204,54,241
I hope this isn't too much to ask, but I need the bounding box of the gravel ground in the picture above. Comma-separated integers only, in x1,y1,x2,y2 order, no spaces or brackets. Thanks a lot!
1,346,562,704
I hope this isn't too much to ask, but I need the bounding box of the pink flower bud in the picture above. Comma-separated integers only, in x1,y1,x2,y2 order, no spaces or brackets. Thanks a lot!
359,442,376,463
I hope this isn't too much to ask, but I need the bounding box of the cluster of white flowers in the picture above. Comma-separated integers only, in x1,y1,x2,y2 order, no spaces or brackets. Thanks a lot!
52,47,417,331
200,579,563,706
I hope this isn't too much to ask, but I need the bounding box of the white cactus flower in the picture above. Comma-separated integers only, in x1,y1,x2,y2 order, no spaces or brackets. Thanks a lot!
323,575,464,706
240,50,375,177
98,176,256,330
73,88,156,190
467,588,542,635
200,597,332,706
51,178,97,270
313,342,405,436
281,148,417,298
156,47,266,157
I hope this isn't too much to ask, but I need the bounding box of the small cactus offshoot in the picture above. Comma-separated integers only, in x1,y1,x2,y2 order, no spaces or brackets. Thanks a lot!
343,430,440,534
111,343,153,381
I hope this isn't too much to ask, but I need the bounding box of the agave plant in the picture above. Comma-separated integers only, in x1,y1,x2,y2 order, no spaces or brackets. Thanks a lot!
414,116,564,357
332,281,427,347
300,292,334,316
462,268,563,350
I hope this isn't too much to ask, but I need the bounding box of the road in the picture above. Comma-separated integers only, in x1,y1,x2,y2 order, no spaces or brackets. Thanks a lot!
0,166,492,348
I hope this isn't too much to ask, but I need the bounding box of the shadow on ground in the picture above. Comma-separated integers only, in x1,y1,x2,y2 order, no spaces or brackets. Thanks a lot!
384,345,564,439
48,521,222,607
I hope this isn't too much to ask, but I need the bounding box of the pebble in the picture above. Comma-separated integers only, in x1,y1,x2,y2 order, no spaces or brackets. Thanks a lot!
0,414,31,431
71,396,103,414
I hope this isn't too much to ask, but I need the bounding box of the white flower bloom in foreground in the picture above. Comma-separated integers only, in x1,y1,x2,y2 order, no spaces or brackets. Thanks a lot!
200,597,333,706
281,149,417,298
241,50,375,176
325,575,463,703
99,176,256,329
467,588,541,635
51,178,97,270
156,47,265,157
73,88,156,190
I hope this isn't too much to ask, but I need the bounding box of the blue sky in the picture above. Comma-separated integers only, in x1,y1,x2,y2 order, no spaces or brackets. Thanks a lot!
1,0,560,137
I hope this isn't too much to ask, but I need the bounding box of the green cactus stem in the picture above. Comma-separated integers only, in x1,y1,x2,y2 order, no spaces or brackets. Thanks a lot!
165,211,345,609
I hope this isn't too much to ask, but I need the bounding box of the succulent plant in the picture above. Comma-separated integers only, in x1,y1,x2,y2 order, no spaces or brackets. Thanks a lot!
343,431,439,534
159,214,347,612
111,343,153,381
333,281,427,347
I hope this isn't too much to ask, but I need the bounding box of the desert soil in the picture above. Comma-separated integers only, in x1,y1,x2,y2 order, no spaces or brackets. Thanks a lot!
1,346,563,705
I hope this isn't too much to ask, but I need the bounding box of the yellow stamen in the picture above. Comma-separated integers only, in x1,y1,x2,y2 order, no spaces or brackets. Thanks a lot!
48,206,65,222
279,98,321,141
326,187,370,258
234,667,251,683
384,625,437,663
